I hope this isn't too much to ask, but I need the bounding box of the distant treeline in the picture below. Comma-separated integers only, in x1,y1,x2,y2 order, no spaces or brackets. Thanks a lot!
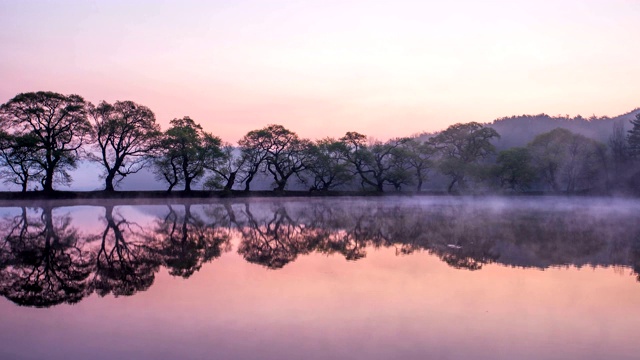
1,91,640,194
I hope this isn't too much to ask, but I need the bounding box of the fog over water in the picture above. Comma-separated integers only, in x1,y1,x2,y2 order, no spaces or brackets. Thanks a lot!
0,196,638,360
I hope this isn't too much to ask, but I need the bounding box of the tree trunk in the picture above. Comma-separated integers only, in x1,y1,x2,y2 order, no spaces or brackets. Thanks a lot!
105,171,116,192
244,172,254,192
416,178,423,192
275,182,286,191
43,169,54,193
447,178,457,194
223,171,236,192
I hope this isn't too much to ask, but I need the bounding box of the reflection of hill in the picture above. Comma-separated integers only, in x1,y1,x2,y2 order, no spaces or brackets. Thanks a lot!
1,198,640,307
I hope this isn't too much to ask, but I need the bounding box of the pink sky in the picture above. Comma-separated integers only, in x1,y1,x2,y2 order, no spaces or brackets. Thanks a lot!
1,0,639,143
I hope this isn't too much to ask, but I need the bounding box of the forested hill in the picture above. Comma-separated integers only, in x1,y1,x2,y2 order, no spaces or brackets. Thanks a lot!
487,108,640,149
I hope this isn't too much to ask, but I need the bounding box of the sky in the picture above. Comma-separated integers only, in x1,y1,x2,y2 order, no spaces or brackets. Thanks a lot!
0,0,639,143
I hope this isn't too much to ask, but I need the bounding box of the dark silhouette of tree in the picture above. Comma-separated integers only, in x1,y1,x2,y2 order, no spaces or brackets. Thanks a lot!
628,113,640,158
238,124,312,191
149,204,231,278
385,140,417,191
610,120,629,165
429,122,500,193
306,138,353,191
608,121,630,190
495,147,537,191
89,101,161,192
92,205,160,297
400,138,435,192
154,117,223,192
0,132,43,191
154,150,182,192
0,206,94,307
340,132,409,192
236,141,268,192
0,91,93,192
528,128,606,192
204,142,245,192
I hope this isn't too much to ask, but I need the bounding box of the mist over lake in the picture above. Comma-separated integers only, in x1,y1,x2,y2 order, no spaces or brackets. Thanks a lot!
0,196,638,360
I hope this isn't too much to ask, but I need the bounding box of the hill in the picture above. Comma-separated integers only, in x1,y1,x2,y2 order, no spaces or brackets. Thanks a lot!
487,108,640,150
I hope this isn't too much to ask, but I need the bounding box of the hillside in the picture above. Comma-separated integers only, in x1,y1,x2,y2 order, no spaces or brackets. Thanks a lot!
487,108,640,150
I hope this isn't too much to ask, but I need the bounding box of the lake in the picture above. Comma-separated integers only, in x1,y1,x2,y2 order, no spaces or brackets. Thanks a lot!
0,196,639,360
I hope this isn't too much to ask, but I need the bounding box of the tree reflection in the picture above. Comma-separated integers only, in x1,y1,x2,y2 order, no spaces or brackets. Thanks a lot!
631,235,640,282
92,205,160,297
0,206,93,307
312,205,374,261
236,204,321,269
148,204,231,278
2,198,640,308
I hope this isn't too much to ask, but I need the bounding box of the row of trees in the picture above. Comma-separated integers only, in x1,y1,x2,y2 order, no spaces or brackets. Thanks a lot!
1,91,639,194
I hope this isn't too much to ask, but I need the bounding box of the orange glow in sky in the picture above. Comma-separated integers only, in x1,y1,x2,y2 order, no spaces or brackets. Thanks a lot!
1,0,639,142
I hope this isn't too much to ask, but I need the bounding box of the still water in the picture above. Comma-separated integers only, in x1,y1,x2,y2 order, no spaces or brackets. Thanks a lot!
0,196,638,360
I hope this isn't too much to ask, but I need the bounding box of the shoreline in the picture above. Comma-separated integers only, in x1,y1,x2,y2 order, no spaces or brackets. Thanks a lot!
0,189,628,207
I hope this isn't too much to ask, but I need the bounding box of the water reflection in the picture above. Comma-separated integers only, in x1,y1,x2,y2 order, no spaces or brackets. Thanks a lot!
93,205,159,297
147,204,232,278
1,198,640,307
0,206,93,307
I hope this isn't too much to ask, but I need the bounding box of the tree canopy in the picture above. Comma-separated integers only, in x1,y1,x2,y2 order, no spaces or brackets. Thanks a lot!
89,100,161,191
0,91,93,192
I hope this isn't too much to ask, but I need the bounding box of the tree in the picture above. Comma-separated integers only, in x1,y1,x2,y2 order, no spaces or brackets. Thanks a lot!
89,101,161,192
528,128,606,192
154,117,223,192
203,142,245,192
236,140,268,192
628,113,640,158
305,138,353,191
340,132,409,192
0,131,43,192
0,92,93,192
153,150,182,192
610,120,629,165
429,122,500,193
495,147,536,191
238,124,312,191
398,137,435,192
